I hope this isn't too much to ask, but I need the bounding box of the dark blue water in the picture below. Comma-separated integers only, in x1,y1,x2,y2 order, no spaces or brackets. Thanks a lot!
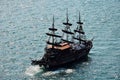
0,0,120,80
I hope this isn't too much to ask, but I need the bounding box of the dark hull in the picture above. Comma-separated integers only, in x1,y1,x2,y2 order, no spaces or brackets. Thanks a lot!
44,48,90,68
31,41,93,69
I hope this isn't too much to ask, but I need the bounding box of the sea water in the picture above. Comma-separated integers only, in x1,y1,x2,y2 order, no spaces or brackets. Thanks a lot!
0,0,120,80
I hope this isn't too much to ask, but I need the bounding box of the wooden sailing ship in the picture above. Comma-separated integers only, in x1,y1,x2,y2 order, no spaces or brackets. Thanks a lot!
31,10,93,69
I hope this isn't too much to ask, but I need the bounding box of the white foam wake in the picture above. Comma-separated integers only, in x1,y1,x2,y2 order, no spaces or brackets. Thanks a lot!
65,69,75,73
42,68,75,76
25,65,43,76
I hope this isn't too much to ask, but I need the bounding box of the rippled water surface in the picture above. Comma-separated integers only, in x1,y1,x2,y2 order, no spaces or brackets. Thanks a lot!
0,0,120,80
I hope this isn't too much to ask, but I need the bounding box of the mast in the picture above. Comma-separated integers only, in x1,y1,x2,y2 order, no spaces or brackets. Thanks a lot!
52,15,55,48
46,16,61,48
61,9,74,43
63,9,72,26
76,11,84,34
73,12,86,43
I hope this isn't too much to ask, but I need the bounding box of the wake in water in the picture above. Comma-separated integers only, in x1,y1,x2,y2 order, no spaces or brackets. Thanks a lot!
25,65,75,77
42,68,75,76
25,65,43,76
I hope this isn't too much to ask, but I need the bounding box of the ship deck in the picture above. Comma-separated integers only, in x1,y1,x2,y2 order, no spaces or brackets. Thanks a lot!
47,42,71,50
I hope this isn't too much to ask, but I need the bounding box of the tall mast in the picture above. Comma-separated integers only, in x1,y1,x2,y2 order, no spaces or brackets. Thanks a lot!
77,11,83,30
79,12,83,31
46,16,61,48
62,9,74,43
75,11,84,33
79,12,81,22
52,15,55,48
66,9,69,40
66,8,69,23
73,12,85,43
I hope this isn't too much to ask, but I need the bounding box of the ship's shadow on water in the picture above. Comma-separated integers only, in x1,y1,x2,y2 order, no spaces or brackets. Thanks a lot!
33,56,92,78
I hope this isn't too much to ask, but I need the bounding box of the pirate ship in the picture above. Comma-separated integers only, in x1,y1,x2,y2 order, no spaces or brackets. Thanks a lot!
31,10,93,69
